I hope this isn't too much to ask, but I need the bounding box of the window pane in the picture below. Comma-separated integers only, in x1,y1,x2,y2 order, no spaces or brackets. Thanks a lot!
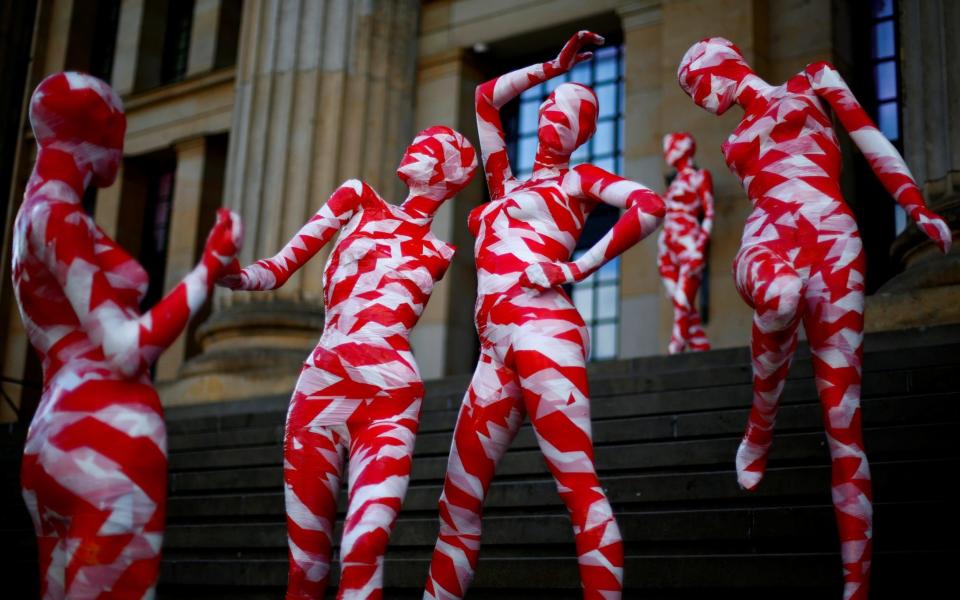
596,83,617,119
894,205,907,235
580,268,597,284
546,75,567,92
597,284,618,320
572,285,594,320
525,81,546,98
595,45,618,60
518,136,538,171
592,120,615,156
161,0,195,84
871,0,893,18
82,186,98,216
594,156,616,173
598,256,619,282
571,143,589,164
519,99,540,134
596,55,617,82
594,323,617,359
878,101,899,140
874,60,897,101
872,20,895,59
570,61,590,83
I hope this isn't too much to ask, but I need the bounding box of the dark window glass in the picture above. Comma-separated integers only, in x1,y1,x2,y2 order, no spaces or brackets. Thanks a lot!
877,101,899,139
871,20,895,59
871,0,894,18
139,164,175,311
161,0,194,84
89,0,121,81
874,61,897,101
867,0,905,233
82,186,98,217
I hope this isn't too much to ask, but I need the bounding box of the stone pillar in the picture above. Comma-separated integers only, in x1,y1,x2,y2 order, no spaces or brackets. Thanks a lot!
155,136,226,382
1,0,74,422
110,0,141,94
868,0,960,329
187,0,242,76
187,0,224,76
616,0,666,358
616,0,769,357
163,0,420,405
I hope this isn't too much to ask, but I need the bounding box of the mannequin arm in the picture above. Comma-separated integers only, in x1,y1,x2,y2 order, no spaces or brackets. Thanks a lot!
219,180,369,291
806,61,951,252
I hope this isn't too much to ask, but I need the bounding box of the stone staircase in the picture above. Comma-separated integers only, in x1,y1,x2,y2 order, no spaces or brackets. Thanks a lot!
2,323,959,598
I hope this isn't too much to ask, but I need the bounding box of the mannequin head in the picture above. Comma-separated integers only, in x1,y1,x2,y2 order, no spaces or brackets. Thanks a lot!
677,37,754,115
663,132,696,169
397,126,477,201
29,72,125,187
535,82,598,166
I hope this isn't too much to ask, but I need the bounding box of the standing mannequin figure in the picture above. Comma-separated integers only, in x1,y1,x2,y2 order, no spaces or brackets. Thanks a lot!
218,126,477,600
14,72,242,599
424,31,665,600
658,132,714,353
678,37,952,600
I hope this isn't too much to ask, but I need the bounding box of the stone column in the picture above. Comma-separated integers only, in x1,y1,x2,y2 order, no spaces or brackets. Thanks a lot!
868,0,960,329
187,0,224,76
616,0,770,357
112,0,169,94
1,0,74,422
155,136,226,382
616,0,666,358
163,0,420,405
187,0,242,76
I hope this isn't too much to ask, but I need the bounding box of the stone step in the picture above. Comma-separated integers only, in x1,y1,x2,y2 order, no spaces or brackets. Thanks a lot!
166,391,959,466
577,322,960,380
161,357,960,443
161,501,943,553
420,361,958,436
163,457,955,523
161,334,960,434
157,549,952,593
165,422,956,495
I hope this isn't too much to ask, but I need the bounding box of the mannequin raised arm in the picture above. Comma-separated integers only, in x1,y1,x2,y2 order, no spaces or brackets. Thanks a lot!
219,179,371,291
475,30,603,198
805,61,952,253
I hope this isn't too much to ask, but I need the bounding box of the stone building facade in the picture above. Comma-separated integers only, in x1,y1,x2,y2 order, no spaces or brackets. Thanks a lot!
2,0,957,421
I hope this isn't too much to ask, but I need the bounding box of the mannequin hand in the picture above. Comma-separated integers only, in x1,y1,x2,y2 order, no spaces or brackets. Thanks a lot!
216,258,246,290
204,208,243,269
913,207,952,254
520,261,577,293
553,31,605,72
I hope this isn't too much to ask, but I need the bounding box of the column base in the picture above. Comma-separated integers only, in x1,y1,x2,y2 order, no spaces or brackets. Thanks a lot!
866,283,960,333
867,180,960,332
158,300,324,407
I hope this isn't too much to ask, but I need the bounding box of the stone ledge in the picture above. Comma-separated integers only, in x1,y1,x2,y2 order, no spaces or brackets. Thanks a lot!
865,284,960,332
